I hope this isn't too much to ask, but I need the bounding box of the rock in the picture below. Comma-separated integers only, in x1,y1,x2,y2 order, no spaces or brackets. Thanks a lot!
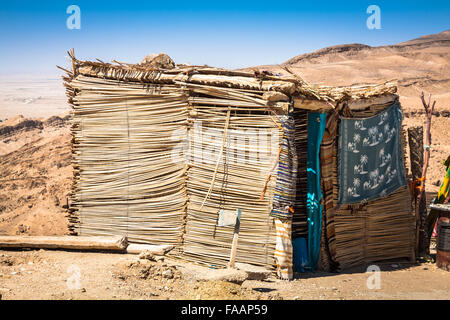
126,244,174,255
196,268,248,285
441,110,450,117
268,293,283,300
138,250,156,261
80,288,86,293
140,53,175,69
162,269,173,279
234,263,272,281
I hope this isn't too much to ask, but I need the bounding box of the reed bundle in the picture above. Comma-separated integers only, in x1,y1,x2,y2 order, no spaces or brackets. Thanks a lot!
68,75,188,245
182,92,284,268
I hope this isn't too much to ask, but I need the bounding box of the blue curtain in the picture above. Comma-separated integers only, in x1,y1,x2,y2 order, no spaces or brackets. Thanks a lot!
306,112,326,271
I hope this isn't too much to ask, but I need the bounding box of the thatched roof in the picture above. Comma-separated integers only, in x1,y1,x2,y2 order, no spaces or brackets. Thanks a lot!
60,50,332,110
59,49,400,113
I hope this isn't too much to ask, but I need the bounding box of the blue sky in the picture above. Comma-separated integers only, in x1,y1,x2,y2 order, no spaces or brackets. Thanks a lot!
0,1,449,75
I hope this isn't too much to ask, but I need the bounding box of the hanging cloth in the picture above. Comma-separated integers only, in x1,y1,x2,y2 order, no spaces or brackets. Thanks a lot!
306,112,327,271
270,115,298,219
337,102,406,204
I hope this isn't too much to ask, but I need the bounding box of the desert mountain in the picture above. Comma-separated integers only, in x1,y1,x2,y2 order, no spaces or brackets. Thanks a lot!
249,30,450,112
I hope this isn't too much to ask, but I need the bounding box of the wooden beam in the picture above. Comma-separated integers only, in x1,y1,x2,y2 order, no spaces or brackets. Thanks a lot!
293,98,333,111
0,236,128,252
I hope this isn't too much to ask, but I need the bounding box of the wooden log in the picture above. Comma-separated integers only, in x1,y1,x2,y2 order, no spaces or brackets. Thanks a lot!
0,236,128,251
293,97,332,111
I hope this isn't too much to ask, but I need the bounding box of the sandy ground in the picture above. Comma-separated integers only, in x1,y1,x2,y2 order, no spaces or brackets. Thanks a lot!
0,247,448,300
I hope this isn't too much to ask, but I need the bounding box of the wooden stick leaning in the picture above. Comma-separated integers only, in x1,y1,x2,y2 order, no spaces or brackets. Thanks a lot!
199,107,231,210
415,92,435,257
228,209,242,269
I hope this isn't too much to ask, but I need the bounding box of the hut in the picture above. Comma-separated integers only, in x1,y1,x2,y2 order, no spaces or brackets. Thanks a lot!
62,51,415,279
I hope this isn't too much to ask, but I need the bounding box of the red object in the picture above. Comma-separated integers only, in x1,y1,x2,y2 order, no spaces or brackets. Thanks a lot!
432,220,438,237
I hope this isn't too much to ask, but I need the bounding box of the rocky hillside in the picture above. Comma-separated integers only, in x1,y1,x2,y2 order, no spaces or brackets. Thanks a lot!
250,30,450,112
0,115,71,236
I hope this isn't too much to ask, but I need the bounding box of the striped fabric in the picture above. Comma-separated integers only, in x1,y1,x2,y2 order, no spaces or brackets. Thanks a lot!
274,218,293,280
270,115,298,220
319,110,339,271
293,109,309,238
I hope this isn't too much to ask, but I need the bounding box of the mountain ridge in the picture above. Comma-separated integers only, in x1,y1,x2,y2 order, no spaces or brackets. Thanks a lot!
247,30,450,111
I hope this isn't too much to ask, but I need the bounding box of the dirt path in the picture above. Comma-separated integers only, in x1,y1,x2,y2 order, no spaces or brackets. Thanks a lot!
0,249,448,300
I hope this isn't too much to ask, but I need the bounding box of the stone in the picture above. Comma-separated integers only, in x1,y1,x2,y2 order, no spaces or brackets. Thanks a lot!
196,268,248,285
140,53,175,69
138,250,156,261
162,269,173,279
234,262,272,281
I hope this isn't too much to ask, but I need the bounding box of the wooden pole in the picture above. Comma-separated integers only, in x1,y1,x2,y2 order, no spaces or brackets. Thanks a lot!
0,235,128,252
416,92,435,257
228,209,242,269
